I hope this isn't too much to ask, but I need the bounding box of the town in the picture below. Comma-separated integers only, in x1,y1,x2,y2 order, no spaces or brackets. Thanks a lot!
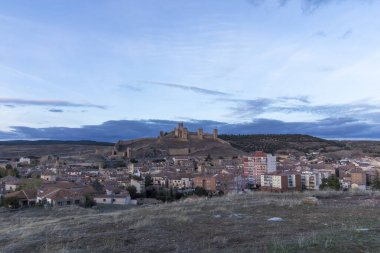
1,123,379,209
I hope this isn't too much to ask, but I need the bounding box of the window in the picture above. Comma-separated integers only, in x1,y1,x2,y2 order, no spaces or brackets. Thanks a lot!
67,201,71,205
103,199,106,202
57,201,63,206
75,200,80,204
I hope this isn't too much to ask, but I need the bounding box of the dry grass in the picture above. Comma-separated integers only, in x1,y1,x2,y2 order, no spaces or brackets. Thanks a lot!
0,191,380,253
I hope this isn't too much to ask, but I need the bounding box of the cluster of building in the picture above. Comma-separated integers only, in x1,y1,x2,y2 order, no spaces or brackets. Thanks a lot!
1,123,380,209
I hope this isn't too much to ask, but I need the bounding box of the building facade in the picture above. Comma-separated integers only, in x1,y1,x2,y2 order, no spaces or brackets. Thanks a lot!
244,151,276,185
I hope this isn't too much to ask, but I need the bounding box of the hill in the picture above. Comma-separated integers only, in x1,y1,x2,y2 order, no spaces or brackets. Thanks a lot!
1,191,379,253
0,140,114,159
219,134,348,155
115,131,244,158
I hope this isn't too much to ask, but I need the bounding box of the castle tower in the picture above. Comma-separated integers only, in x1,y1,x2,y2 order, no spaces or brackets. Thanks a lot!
213,128,218,140
160,131,164,138
183,128,189,139
123,147,132,158
197,128,203,140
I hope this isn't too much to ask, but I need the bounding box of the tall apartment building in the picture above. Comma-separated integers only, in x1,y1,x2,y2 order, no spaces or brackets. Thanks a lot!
244,151,276,185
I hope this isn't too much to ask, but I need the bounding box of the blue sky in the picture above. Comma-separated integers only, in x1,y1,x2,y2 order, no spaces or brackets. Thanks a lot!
1,0,380,141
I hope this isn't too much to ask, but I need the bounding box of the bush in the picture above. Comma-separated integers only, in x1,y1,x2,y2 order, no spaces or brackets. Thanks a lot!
194,187,208,196
84,195,96,208
3,197,20,209
320,175,340,191
127,185,137,199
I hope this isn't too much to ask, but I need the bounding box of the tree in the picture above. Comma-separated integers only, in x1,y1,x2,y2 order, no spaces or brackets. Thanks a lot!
320,175,340,191
127,185,137,199
372,171,380,190
130,158,138,164
3,197,19,209
20,178,42,190
145,175,153,187
194,187,208,196
84,195,96,208
91,180,104,193
0,165,19,178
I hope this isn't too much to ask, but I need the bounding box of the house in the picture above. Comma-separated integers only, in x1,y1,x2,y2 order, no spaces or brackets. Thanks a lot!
94,192,131,205
37,187,84,207
0,176,21,192
19,157,31,165
41,171,57,182
193,176,216,192
3,190,37,207
350,168,366,190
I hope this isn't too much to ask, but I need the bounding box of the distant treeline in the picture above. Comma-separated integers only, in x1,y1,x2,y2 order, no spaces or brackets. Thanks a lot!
0,140,114,146
219,134,345,154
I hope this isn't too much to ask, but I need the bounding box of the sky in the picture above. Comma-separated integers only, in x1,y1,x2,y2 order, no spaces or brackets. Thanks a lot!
1,0,380,141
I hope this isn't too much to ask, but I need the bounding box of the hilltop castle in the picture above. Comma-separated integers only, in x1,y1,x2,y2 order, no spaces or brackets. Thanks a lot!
160,122,218,140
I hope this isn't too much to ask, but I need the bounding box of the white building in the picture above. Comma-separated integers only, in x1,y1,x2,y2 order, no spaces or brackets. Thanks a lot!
244,151,277,185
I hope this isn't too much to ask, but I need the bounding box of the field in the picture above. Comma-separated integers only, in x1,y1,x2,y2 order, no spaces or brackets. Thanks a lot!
1,191,380,253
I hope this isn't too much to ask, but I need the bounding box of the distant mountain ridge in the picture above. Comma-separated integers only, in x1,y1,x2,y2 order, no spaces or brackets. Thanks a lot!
0,140,114,146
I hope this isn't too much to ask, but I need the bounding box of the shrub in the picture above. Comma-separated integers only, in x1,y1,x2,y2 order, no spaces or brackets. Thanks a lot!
194,187,208,196
3,197,20,209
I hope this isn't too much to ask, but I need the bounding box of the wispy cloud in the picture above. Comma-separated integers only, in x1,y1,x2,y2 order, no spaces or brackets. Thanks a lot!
338,29,353,40
49,108,64,113
0,98,106,109
226,96,380,122
246,0,371,14
138,81,230,96
315,31,327,37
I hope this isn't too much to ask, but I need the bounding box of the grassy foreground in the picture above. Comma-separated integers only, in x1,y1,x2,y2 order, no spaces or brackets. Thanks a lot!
1,191,380,253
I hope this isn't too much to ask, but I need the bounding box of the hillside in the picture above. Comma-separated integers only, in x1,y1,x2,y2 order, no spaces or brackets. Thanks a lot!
115,132,244,158
219,134,348,155
1,191,379,253
0,141,114,159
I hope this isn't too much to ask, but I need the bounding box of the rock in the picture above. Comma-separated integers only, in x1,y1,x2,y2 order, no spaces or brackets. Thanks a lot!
302,197,320,205
356,228,369,232
268,217,284,222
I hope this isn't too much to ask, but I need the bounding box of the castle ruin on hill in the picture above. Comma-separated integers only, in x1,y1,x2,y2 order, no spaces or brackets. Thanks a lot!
160,122,218,140
112,122,225,158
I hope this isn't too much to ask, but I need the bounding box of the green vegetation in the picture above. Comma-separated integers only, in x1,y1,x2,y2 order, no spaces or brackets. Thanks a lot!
84,195,96,208
194,186,208,196
0,165,19,178
372,171,380,190
127,185,137,199
219,134,345,154
91,180,104,193
320,175,341,190
1,191,379,253
144,175,153,187
19,178,42,190
2,197,19,209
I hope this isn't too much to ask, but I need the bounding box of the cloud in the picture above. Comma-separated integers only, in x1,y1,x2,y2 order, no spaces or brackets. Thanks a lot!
246,0,371,14
49,109,63,113
1,118,380,142
226,97,380,122
338,29,353,40
138,81,230,96
315,31,327,37
0,98,106,109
